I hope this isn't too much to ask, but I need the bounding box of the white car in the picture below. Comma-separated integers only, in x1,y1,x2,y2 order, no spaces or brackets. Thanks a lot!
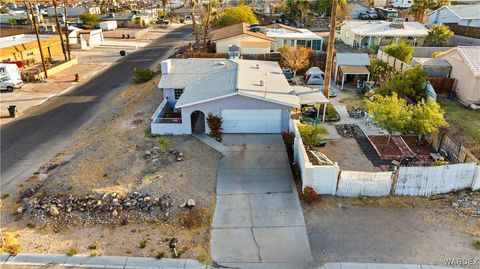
0,75,23,92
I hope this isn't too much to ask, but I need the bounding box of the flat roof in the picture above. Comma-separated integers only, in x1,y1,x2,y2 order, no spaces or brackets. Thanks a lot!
340,65,370,75
0,34,57,48
293,86,330,105
336,53,371,66
343,20,428,37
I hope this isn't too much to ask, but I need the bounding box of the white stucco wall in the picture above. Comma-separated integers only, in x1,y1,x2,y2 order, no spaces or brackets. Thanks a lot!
242,46,271,54
440,52,480,105
181,95,292,135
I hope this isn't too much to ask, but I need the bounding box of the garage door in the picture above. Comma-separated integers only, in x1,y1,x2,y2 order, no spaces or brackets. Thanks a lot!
221,109,283,133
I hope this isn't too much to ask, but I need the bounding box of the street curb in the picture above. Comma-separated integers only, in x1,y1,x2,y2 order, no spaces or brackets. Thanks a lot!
1,253,210,269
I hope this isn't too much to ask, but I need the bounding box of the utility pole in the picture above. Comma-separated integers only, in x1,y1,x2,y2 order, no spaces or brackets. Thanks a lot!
29,2,48,79
322,0,338,104
63,0,71,60
53,0,67,61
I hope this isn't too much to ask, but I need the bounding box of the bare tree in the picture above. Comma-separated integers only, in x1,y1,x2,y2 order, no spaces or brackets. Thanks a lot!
189,0,200,48
280,46,312,76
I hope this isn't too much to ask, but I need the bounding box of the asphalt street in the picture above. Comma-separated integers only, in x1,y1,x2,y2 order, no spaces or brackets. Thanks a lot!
0,25,192,193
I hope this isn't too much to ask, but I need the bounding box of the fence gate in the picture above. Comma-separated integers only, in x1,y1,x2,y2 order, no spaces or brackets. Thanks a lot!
336,171,394,197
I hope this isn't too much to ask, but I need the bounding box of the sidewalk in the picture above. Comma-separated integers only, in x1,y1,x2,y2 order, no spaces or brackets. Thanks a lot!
321,263,466,269
1,253,208,269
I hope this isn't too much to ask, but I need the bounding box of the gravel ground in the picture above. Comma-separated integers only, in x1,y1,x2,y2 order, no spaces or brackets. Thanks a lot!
1,76,220,262
304,195,480,267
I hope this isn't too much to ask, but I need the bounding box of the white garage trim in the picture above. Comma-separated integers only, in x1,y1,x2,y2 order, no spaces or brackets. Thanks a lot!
221,109,282,133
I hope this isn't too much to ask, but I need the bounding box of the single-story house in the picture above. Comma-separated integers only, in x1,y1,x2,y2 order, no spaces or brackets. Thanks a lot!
0,34,64,64
410,57,452,78
210,23,275,55
265,23,323,52
437,46,480,105
46,5,101,18
0,13,29,25
68,27,104,49
339,19,429,49
334,53,371,89
427,4,480,27
151,58,330,135
99,13,154,28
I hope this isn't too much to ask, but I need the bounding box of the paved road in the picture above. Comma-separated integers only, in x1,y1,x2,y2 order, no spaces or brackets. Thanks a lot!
0,25,192,193
211,134,313,269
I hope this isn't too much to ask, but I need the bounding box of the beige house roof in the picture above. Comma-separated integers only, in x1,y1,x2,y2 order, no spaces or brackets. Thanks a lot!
210,23,275,42
438,46,480,78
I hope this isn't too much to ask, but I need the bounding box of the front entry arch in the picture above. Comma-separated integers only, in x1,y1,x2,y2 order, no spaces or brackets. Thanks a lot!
191,111,205,134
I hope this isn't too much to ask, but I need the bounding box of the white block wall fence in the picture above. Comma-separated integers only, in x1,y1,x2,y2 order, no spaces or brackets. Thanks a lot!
290,119,480,197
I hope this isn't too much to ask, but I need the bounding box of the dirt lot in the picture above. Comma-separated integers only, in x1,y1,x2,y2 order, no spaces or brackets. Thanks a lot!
317,138,381,172
304,195,480,267
1,77,220,262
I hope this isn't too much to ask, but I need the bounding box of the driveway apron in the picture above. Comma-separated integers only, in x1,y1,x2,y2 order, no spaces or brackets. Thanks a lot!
211,134,313,269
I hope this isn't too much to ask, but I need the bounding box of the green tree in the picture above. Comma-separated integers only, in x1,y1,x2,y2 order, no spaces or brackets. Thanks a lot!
384,41,414,63
297,0,311,23
410,98,448,144
410,0,448,22
368,59,396,86
314,0,348,21
366,93,412,144
298,124,327,147
280,46,312,76
213,5,258,28
425,24,453,46
80,13,99,28
201,0,219,50
8,18,17,28
377,65,429,103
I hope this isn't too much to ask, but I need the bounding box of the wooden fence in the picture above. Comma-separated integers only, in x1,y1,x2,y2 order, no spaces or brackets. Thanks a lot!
179,52,228,58
428,78,455,97
445,23,480,39
431,132,479,164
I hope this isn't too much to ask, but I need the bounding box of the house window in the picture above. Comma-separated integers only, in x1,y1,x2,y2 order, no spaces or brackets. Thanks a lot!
312,40,321,51
174,88,183,100
296,40,306,47
26,52,34,56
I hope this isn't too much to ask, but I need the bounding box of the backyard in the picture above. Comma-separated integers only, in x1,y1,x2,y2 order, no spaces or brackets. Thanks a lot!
440,99,480,159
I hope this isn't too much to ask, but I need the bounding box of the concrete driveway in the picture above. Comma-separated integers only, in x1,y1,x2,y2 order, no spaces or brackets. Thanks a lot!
211,134,313,268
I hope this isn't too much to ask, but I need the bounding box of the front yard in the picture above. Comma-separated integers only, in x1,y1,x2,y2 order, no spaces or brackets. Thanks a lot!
1,77,219,262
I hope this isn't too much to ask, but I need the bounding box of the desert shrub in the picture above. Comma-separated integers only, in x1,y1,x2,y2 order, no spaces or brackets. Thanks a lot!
138,240,148,248
88,242,99,250
302,186,322,204
179,18,185,23
297,124,327,147
66,248,78,256
156,251,165,259
133,67,155,83
157,136,171,151
206,113,223,141
90,252,98,257
179,208,208,229
473,240,480,250
0,231,21,255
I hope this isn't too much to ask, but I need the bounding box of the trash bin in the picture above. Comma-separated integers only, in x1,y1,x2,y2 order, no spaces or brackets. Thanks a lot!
120,50,126,56
8,105,17,118
122,34,125,39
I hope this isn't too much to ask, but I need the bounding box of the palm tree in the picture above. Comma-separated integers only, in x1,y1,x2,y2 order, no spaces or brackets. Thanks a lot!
202,0,218,50
297,0,310,23
189,0,200,47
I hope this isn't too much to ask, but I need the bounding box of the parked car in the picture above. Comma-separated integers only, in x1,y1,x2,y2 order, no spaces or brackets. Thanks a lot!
359,8,378,20
156,19,170,25
0,74,23,92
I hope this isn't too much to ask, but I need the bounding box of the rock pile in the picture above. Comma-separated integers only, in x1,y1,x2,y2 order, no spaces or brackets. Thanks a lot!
16,192,175,227
447,191,479,218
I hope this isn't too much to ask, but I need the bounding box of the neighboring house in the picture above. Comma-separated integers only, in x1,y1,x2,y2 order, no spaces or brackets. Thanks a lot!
427,4,480,27
411,57,452,78
151,58,301,135
339,19,429,48
210,23,275,55
265,23,323,52
0,14,29,25
68,27,104,49
0,34,64,64
437,46,480,105
334,53,371,89
99,13,135,27
46,5,101,18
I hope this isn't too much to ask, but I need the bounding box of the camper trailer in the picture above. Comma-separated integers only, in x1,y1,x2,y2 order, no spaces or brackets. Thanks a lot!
392,0,413,8
99,21,117,31
0,63,23,92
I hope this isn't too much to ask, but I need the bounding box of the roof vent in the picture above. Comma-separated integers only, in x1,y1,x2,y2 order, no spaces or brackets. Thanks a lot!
218,61,226,66
260,80,264,86
256,63,260,69
390,18,405,29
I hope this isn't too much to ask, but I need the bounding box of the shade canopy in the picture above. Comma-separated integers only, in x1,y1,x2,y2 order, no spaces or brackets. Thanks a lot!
293,86,330,105
340,65,370,75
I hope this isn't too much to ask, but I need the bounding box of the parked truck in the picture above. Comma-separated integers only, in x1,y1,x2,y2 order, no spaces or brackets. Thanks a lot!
375,7,399,20
99,21,117,31
0,63,23,92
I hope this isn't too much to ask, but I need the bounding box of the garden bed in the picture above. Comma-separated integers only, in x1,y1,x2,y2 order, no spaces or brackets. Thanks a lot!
401,135,435,157
368,135,403,159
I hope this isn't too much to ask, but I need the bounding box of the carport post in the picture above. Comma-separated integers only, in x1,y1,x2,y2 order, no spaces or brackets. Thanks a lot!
367,73,370,82
322,103,327,122
341,75,345,90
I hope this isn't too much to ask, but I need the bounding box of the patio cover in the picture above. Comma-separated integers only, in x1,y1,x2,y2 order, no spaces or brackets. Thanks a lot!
293,86,330,122
340,65,370,75
293,86,330,105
